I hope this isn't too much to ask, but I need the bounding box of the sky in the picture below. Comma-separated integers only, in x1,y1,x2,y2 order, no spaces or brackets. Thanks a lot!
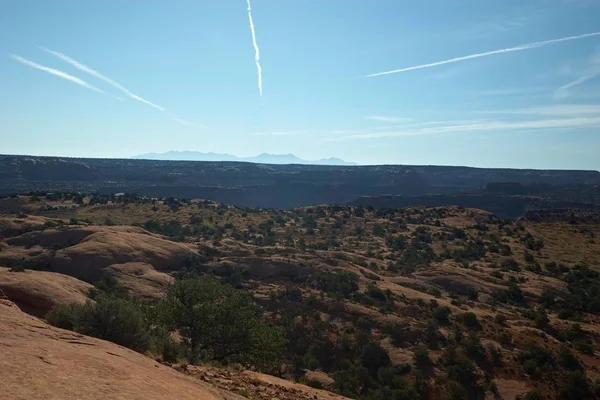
1,0,600,170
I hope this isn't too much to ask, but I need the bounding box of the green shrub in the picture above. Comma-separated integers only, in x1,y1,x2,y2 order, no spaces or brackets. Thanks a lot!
313,270,359,298
523,359,538,377
490,270,503,279
158,335,184,363
433,306,451,324
359,341,392,376
457,312,480,329
501,258,520,271
46,296,150,353
8,264,26,272
77,296,150,352
488,345,503,367
306,379,323,389
497,283,526,305
559,371,593,399
413,347,432,372
46,303,82,330
524,251,535,263
440,347,478,387
464,332,485,360
517,343,555,377
522,389,544,400
498,332,513,348
89,273,129,300
557,345,582,371
385,323,410,347
447,381,468,400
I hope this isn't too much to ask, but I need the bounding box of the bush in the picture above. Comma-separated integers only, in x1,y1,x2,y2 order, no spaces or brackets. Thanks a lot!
501,283,526,305
557,345,582,371
440,347,477,387
314,270,359,298
77,296,150,352
359,341,392,376
46,303,81,330
386,323,410,347
447,381,469,400
490,270,503,279
523,359,538,377
433,306,451,324
413,347,432,372
457,312,480,329
524,251,535,263
8,264,26,272
488,345,503,367
159,335,184,363
522,389,544,400
46,296,150,353
502,258,520,271
464,332,485,360
517,343,555,377
89,273,129,300
559,371,593,399
498,332,513,348
306,379,323,389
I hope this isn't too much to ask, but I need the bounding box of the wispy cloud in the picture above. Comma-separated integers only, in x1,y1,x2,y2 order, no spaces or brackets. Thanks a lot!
171,117,208,129
327,116,600,141
323,120,498,138
246,0,263,97
555,75,599,98
474,86,548,98
250,131,303,136
365,115,412,123
9,54,112,96
554,50,600,99
478,104,600,116
453,4,545,40
366,31,600,78
40,47,164,111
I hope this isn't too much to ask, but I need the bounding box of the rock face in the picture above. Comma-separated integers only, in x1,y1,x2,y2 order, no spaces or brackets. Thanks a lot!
0,301,244,400
2,225,197,286
0,267,93,317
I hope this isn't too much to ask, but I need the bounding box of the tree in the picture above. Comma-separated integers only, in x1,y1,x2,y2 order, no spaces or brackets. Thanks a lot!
522,389,544,400
457,312,480,329
557,345,582,371
158,276,286,368
433,306,451,324
360,341,392,377
413,347,432,373
559,371,593,400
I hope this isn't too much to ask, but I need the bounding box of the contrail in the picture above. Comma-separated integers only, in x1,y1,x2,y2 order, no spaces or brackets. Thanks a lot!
246,0,262,96
10,54,107,95
171,117,208,129
40,47,164,111
366,31,600,78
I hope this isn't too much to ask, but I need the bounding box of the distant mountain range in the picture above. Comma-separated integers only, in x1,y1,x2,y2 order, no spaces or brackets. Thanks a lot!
132,151,357,166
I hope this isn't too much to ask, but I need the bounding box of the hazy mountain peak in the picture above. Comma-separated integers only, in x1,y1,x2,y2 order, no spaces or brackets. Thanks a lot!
132,151,356,166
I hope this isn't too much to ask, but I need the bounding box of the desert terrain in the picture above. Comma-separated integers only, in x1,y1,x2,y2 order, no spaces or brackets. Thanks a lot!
1,192,600,399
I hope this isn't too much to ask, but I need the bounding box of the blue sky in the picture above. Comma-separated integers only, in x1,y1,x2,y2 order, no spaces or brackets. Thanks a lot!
1,0,600,169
